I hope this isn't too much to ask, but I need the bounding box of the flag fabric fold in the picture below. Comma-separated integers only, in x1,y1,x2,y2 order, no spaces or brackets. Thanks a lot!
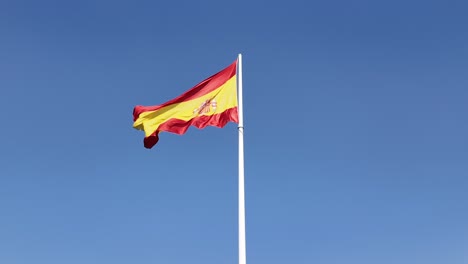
133,60,238,148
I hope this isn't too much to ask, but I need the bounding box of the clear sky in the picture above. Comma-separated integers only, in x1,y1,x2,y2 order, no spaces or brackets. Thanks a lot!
1,0,467,263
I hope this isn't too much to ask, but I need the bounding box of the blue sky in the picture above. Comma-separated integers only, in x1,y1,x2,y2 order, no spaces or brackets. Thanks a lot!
1,0,467,263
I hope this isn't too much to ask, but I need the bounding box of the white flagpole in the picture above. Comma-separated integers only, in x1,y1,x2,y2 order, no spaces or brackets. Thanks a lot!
237,53,246,264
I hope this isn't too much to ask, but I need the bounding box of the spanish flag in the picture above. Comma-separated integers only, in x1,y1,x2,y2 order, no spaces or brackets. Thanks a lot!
133,60,238,148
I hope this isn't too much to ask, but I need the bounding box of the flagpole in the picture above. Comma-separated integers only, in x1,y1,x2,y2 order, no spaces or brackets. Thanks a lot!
237,53,246,264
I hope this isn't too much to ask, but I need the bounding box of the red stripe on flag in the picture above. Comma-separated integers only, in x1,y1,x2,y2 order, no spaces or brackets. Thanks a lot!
133,60,237,121
142,107,238,149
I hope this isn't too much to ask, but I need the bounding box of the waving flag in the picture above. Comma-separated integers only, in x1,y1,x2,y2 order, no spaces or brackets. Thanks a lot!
133,60,238,148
